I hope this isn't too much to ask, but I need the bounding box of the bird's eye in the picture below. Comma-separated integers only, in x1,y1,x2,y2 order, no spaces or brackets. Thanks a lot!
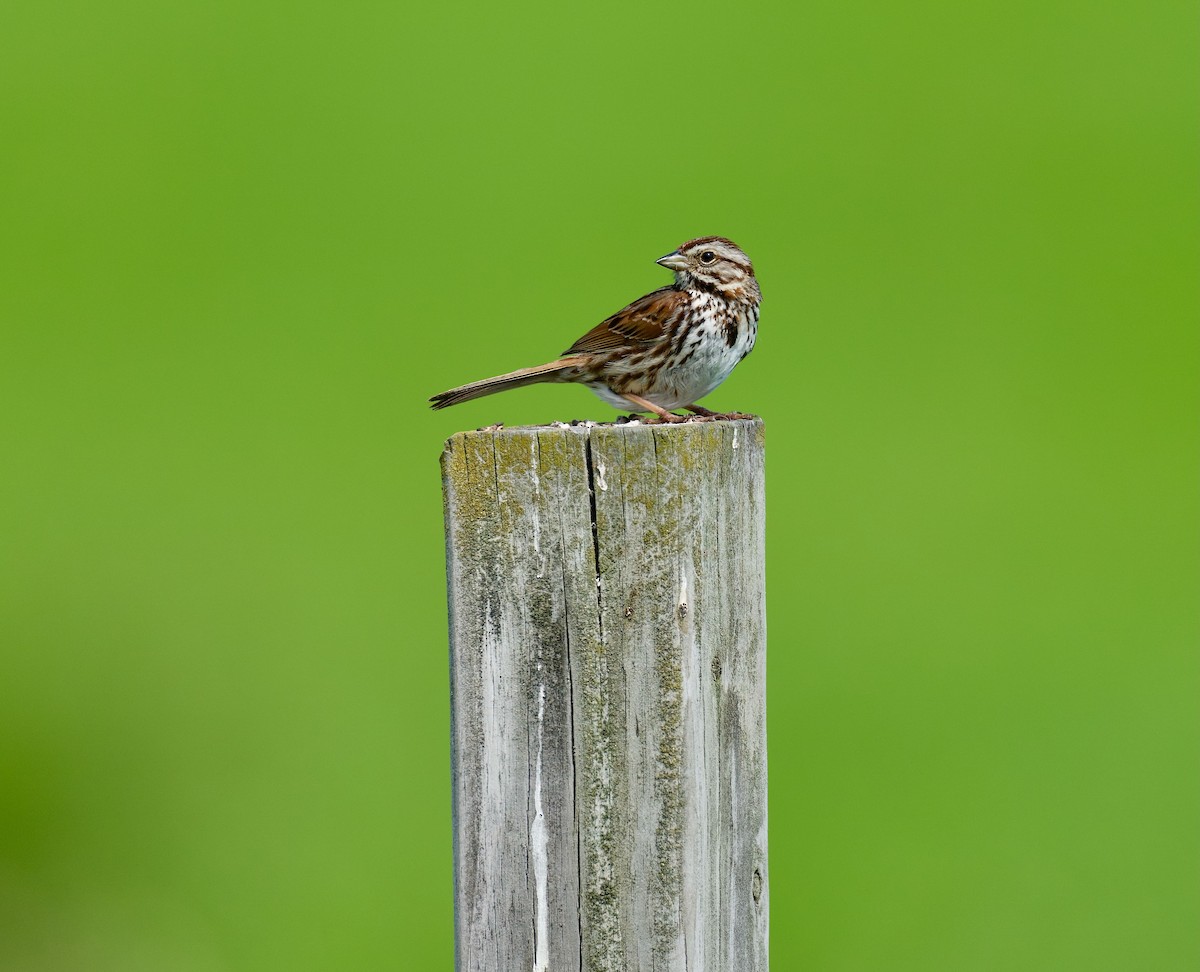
700,250,716,265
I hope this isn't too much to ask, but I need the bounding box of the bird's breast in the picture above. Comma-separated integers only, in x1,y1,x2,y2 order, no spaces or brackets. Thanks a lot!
655,299,758,405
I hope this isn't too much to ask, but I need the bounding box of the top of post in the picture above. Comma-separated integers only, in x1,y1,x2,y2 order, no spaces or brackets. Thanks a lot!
440,415,764,457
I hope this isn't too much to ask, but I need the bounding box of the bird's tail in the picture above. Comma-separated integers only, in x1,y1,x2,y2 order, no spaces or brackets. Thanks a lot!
428,358,582,410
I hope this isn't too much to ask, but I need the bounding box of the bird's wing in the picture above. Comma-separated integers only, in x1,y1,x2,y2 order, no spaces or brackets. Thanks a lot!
562,287,684,355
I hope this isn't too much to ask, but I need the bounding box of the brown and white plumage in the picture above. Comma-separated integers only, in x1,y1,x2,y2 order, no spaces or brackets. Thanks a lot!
429,237,761,421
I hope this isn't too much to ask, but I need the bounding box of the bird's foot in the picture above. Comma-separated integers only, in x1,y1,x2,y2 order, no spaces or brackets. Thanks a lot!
684,405,756,421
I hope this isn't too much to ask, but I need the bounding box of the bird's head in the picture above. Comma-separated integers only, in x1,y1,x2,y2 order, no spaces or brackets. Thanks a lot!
656,237,759,302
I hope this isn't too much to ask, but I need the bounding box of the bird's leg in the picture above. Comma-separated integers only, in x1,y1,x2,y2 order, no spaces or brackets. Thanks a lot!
620,393,687,423
684,404,719,417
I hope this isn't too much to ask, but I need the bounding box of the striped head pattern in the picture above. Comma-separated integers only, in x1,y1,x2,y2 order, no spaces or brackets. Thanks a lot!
656,237,760,303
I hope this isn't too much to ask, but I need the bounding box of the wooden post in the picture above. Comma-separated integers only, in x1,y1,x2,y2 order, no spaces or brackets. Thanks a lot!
441,418,768,972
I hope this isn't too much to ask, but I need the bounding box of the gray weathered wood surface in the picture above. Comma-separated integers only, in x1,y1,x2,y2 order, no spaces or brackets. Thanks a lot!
441,418,768,972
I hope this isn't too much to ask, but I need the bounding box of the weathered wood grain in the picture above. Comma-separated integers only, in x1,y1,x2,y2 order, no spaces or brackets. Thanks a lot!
442,418,768,972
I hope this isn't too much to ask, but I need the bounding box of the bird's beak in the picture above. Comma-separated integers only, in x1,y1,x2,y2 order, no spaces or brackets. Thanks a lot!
656,251,689,272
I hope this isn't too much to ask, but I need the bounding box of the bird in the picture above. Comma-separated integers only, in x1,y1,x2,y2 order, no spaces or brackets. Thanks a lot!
428,237,761,423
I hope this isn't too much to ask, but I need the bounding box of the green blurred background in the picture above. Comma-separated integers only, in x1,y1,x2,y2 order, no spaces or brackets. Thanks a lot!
1,0,1196,968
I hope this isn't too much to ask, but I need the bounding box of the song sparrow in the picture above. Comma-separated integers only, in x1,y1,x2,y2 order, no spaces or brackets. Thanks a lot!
428,237,761,422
